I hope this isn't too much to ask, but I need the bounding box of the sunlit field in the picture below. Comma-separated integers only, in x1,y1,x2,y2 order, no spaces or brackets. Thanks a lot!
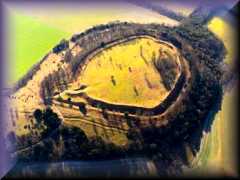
208,17,236,65
65,37,179,108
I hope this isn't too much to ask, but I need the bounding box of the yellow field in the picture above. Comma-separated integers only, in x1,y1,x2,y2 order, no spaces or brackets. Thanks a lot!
208,17,236,65
68,37,179,108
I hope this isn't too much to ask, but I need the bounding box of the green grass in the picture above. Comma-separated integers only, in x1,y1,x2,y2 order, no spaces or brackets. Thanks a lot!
8,11,71,85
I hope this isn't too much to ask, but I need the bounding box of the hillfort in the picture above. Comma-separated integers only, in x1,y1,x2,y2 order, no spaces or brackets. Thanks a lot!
5,6,226,175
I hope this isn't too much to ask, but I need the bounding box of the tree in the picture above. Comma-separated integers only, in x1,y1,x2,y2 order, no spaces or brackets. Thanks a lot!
100,42,105,48
102,108,108,119
53,39,69,53
61,126,88,159
127,128,141,141
64,50,73,63
33,109,43,125
68,97,72,108
79,103,87,115
42,107,61,136
32,140,54,161
111,75,116,86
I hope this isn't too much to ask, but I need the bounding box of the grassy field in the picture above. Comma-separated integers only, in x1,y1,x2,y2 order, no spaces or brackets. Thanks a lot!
68,37,179,108
7,11,71,85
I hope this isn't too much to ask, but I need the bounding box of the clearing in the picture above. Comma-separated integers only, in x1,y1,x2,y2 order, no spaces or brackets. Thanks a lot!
62,37,180,108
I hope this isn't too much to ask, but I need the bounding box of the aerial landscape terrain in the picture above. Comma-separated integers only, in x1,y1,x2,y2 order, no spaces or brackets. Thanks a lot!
1,0,238,178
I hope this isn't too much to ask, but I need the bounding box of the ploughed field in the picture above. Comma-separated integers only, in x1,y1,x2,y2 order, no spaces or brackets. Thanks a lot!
54,37,181,108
